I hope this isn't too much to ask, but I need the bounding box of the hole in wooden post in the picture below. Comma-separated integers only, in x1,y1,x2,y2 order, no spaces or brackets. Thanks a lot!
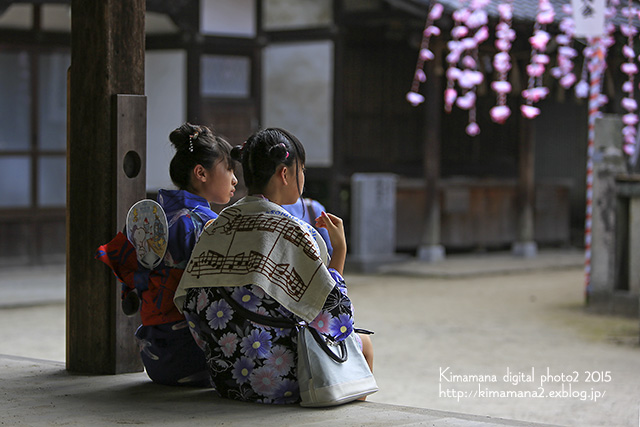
123,150,141,178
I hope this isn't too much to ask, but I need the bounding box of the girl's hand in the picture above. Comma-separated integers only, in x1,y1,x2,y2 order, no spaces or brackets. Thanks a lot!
315,212,346,274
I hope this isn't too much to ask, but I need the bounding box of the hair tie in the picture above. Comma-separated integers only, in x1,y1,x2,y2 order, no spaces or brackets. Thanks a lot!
188,131,199,153
279,143,290,159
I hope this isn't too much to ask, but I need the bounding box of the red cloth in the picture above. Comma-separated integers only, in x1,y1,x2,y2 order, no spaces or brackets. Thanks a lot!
96,232,185,325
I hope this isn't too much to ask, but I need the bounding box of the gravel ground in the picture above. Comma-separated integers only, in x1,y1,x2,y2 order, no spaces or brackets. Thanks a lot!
0,262,638,427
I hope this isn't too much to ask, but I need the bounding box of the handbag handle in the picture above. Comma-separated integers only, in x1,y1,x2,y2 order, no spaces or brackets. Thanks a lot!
217,287,348,363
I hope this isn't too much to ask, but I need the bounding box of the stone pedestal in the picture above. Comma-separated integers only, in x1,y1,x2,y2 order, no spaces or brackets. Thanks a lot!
590,116,625,300
417,244,445,262
348,173,405,273
512,241,538,258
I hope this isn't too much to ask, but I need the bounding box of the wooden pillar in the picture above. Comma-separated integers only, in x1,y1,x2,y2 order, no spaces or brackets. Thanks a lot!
512,113,538,257
67,0,146,374
417,39,444,262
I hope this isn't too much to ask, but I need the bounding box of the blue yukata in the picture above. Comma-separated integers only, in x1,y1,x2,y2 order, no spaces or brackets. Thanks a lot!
97,189,217,386
282,197,333,256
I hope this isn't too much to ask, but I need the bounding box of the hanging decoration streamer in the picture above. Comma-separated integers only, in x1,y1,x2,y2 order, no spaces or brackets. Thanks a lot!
443,1,469,113
550,4,578,89
490,0,515,124
406,2,444,106
620,0,638,157
521,0,554,119
583,38,608,295
443,0,490,135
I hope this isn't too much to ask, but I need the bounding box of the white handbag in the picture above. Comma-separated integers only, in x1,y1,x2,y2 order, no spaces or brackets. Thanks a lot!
297,326,378,407
218,288,378,406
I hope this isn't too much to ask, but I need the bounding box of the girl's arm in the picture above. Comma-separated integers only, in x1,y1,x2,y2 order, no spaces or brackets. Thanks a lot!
315,211,346,275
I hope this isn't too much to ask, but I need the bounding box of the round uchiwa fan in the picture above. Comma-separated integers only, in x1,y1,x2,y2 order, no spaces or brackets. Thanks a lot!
126,199,168,270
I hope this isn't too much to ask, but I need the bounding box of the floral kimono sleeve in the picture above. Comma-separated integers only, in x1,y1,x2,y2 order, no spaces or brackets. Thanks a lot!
308,268,353,342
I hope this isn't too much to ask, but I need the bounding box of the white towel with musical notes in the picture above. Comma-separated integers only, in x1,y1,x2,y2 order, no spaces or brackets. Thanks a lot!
174,196,333,322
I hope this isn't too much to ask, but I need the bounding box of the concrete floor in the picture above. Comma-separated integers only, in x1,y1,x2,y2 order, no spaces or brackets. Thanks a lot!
1,249,638,426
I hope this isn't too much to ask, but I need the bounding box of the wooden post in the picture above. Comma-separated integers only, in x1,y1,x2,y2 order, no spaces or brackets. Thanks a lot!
417,39,444,262
67,0,146,374
512,113,538,257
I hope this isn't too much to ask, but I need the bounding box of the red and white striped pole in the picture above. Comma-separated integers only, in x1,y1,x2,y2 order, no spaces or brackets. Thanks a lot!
584,38,606,299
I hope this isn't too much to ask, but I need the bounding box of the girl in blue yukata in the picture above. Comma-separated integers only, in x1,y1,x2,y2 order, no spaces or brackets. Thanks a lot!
97,123,237,386
174,128,373,404
283,197,333,257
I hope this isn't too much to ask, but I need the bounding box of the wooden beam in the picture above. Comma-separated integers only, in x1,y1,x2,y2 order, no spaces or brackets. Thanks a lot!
67,0,145,374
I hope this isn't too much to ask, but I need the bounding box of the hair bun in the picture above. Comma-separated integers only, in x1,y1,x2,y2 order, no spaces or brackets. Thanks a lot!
230,145,244,161
268,143,288,162
169,123,200,152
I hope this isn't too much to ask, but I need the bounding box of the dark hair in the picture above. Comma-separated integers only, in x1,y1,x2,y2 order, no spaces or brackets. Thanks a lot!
230,128,306,195
168,123,233,190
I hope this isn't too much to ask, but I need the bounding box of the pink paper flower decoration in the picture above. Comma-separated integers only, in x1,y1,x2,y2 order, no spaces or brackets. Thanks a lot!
522,87,546,102
490,105,512,123
491,80,512,94
447,67,462,81
622,97,638,111
444,88,457,107
558,46,577,58
498,3,512,19
424,26,441,37
559,73,577,88
460,37,478,50
623,113,639,126
575,81,589,98
620,24,638,37
474,26,490,43
623,144,635,156
451,26,469,39
420,49,435,61
495,39,511,51
527,63,545,77
471,0,491,9
466,122,480,136
621,62,638,75
462,55,477,68
456,92,477,110
529,30,550,51
428,3,444,20
537,10,555,25
458,70,483,89
452,8,471,23
520,105,541,119
533,54,550,64
467,10,488,28
406,92,425,106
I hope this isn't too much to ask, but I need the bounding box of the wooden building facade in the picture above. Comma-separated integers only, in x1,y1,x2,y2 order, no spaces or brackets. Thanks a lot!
0,0,609,267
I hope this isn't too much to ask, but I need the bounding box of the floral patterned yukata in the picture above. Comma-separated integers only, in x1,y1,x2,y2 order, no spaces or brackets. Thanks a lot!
183,268,353,404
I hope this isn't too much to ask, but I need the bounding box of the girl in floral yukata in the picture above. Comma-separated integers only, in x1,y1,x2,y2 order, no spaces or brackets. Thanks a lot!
174,128,373,404
97,123,237,386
